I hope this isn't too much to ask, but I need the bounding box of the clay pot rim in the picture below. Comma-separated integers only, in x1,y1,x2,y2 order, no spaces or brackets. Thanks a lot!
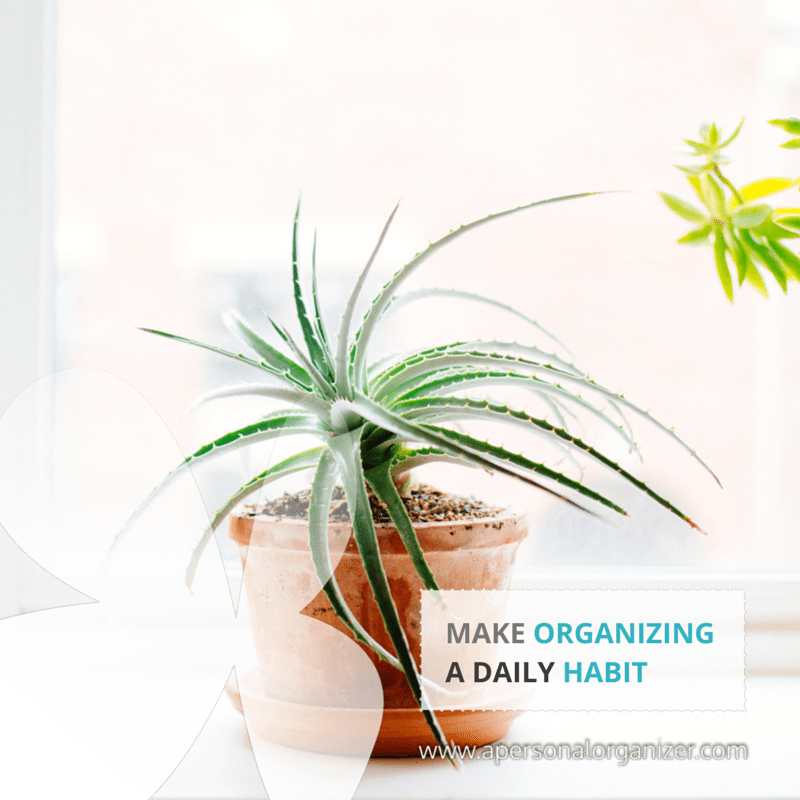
232,507,523,529
229,506,528,551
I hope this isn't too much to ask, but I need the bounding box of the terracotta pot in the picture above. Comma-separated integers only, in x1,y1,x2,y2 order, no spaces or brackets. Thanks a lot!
229,506,528,756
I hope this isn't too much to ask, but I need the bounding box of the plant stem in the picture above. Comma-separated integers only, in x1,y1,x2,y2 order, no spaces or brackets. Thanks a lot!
713,164,745,205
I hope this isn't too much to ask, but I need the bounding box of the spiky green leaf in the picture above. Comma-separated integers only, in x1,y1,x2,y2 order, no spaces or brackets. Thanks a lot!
769,117,800,135
372,343,582,394
290,196,330,378
740,177,797,201
342,394,613,517
326,430,453,757
185,447,326,589
730,203,772,229
722,228,749,285
353,193,608,383
682,138,708,153
396,397,702,530
139,328,305,390
659,193,708,223
375,349,718,482
752,217,800,240
187,384,330,419
701,174,727,219
111,414,323,558
773,215,800,234
225,311,314,390
267,316,335,398
309,230,335,378
306,449,406,667
378,288,575,358
677,225,713,246
389,446,480,475
676,163,711,176
718,117,745,148
713,230,734,302
421,424,626,515
745,262,769,297
336,203,400,396
390,367,639,452
366,463,439,591
740,229,788,292
766,239,800,281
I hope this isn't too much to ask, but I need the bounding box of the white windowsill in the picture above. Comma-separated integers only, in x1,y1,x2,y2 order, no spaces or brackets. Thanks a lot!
149,673,799,800
1,572,797,799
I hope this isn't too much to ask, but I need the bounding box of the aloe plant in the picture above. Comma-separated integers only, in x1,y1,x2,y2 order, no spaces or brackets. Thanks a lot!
661,118,800,300
115,194,717,751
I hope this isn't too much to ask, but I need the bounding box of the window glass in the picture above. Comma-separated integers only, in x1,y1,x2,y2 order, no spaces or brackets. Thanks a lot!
55,0,800,571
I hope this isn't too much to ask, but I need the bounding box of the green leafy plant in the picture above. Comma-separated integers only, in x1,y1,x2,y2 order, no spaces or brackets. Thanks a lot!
661,118,800,301
115,195,717,751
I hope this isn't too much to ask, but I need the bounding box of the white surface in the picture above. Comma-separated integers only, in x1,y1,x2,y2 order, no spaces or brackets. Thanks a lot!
0,568,797,799
150,675,799,800
0,578,796,800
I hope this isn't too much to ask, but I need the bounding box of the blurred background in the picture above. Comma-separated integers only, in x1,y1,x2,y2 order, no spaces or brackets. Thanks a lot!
39,0,800,571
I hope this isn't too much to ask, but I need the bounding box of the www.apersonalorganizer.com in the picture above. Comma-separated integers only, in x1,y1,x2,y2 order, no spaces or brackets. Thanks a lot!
419,740,749,766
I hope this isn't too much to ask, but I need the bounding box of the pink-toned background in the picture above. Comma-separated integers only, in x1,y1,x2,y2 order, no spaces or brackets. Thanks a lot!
55,0,800,569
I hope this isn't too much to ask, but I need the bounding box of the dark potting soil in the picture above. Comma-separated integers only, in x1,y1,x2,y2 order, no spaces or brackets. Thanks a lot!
241,484,503,524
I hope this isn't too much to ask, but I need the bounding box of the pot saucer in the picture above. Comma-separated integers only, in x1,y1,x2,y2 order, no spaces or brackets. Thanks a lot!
228,666,528,757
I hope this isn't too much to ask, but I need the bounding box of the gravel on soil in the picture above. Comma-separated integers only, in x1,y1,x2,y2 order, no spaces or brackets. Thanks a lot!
241,484,503,524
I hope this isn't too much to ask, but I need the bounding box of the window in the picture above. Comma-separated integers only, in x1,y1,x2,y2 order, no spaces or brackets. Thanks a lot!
51,0,800,573
0,0,58,616
3,4,800,799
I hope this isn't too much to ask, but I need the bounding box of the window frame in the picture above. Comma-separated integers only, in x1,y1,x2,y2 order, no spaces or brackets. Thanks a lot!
5,0,798,657
0,0,58,416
